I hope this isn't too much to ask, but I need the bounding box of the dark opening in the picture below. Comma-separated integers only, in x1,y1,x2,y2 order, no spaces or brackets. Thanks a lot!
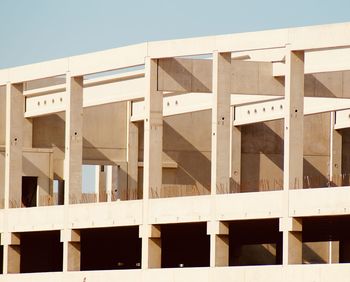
0,246,3,274
22,176,37,207
161,222,210,268
80,226,141,270
229,219,282,266
20,231,63,273
303,216,350,263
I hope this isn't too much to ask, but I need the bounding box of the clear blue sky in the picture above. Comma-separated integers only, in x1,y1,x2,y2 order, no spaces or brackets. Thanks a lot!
1,0,350,69
1,0,350,193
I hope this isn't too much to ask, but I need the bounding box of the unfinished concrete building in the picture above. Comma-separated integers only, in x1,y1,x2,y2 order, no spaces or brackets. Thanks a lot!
1,22,350,281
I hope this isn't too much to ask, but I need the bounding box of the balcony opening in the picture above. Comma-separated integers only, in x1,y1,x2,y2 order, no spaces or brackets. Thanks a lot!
229,218,282,266
80,226,141,270
303,215,350,264
22,176,38,207
20,230,63,273
161,222,210,268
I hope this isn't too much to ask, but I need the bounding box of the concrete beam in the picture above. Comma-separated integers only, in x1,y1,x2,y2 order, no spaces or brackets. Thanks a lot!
158,58,283,95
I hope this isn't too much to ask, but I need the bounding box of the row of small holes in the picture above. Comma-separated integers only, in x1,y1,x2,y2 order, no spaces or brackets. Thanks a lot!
247,104,283,115
37,97,63,106
166,100,179,106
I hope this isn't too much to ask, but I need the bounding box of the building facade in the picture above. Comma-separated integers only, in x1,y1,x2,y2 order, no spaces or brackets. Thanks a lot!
0,22,350,281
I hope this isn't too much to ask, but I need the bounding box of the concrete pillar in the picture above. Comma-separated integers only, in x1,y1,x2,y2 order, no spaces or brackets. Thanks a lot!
211,51,231,194
127,101,139,200
141,57,163,269
207,221,229,267
279,218,302,264
282,49,304,265
283,49,304,190
2,233,21,274
230,123,241,193
64,73,83,205
61,229,81,271
95,165,107,202
106,165,118,201
139,225,161,268
5,83,24,209
330,112,342,186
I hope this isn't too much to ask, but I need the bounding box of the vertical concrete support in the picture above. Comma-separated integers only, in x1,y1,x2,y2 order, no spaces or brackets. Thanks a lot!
95,165,107,202
64,73,83,204
141,57,163,269
139,225,161,269
282,49,304,265
23,118,33,148
143,57,163,199
230,122,241,193
127,101,139,200
283,49,304,190
211,52,231,194
330,112,342,186
2,233,21,274
5,83,24,209
279,218,302,265
106,165,118,201
207,221,229,267
61,229,81,271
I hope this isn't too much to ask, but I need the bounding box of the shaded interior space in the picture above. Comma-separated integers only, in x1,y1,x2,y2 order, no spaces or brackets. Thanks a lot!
161,222,210,268
240,113,331,192
341,128,350,186
0,246,3,274
20,230,63,273
80,226,141,270
229,218,282,265
22,176,37,207
302,216,350,264
138,112,212,199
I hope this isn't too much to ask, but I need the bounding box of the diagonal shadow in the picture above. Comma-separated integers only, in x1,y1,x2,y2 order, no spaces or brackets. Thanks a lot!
241,121,329,191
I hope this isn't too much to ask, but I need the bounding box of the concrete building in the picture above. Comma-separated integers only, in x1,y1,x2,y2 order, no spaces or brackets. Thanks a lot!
1,22,350,281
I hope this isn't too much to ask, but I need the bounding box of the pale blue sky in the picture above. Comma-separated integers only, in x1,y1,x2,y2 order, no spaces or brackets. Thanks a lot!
1,0,350,193
1,0,350,68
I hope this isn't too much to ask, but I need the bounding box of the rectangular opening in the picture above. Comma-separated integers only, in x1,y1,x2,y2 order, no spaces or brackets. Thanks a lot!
22,176,38,207
302,215,350,264
80,226,141,270
20,230,63,273
229,219,282,266
161,222,210,268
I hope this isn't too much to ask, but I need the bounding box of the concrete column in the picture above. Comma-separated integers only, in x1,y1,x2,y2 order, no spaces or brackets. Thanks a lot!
207,221,229,267
330,112,342,186
283,49,304,190
211,51,231,194
95,165,107,202
279,218,302,264
141,57,163,269
61,229,81,271
5,83,24,209
139,225,161,268
64,73,83,205
230,124,241,193
2,233,21,274
106,165,118,201
282,49,305,265
127,101,139,200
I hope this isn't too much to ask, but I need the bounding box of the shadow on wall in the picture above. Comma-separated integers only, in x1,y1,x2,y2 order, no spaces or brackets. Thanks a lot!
241,120,329,192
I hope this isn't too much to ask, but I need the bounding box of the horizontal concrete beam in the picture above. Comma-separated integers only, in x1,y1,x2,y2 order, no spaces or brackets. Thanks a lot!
131,94,350,125
158,58,284,95
2,22,350,85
